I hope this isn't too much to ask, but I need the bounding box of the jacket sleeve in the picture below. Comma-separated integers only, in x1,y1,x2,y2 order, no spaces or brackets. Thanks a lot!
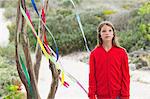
88,52,96,99
120,50,130,99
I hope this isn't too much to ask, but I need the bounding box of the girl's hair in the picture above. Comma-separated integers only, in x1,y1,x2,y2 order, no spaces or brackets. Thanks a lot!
97,21,121,48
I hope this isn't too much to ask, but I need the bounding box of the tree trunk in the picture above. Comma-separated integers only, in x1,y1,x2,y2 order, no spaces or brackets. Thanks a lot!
15,0,33,98
21,0,41,99
47,60,60,99
16,0,60,99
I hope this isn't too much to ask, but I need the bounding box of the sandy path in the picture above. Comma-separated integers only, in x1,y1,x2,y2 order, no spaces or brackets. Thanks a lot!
38,53,150,99
0,8,10,47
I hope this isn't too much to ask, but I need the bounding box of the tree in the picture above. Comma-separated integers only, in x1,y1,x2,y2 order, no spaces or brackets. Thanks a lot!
15,0,60,98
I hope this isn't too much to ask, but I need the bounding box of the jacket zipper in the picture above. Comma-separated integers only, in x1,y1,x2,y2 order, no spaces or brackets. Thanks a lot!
107,53,111,98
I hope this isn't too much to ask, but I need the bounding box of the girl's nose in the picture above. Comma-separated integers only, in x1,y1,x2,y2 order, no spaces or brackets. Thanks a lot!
104,33,109,35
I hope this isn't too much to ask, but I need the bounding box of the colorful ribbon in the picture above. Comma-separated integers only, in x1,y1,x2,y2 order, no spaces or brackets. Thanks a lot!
19,55,33,96
20,4,64,85
66,72,88,94
20,1,88,94
69,0,90,53
59,77,69,88
30,0,59,61
31,0,40,16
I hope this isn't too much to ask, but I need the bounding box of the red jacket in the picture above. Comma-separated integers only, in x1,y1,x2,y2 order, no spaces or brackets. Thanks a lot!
88,45,130,99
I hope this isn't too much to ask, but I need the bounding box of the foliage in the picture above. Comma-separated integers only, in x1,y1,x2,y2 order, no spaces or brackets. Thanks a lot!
138,1,150,15
0,43,20,97
24,9,102,54
0,42,15,59
3,85,25,99
7,0,150,54
0,56,20,97
122,4,133,10
56,8,73,16
7,24,16,42
4,7,16,20
102,10,117,15
116,1,150,52
60,0,83,7
0,0,17,8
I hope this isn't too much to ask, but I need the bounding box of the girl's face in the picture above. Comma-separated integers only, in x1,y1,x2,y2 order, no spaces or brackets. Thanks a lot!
100,25,114,42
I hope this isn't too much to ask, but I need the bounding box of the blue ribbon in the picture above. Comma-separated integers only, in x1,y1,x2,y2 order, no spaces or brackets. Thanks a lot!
31,0,40,16
69,0,90,53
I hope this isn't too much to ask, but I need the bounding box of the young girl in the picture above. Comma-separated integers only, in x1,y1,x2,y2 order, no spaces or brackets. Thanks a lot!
88,21,130,99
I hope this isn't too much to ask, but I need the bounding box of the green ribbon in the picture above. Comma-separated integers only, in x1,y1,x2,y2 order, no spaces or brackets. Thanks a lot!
19,55,34,97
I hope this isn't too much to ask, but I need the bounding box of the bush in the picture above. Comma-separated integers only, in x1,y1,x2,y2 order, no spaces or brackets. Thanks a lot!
0,42,19,97
3,85,25,99
0,56,20,97
24,9,102,55
8,0,150,54
0,42,15,59
102,10,117,15
117,1,150,52
0,0,17,8
138,1,150,15
60,0,83,7
122,4,133,10
4,7,16,20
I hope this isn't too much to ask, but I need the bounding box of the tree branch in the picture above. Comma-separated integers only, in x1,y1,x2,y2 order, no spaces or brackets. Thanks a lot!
34,0,49,82
15,0,32,98
47,60,61,99
20,0,41,98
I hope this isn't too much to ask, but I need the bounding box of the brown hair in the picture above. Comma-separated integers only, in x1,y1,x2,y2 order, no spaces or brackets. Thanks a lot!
97,21,121,48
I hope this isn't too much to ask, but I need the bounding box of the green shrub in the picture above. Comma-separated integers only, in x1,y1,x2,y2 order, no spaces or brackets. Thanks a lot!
0,43,19,97
138,1,150,15
118,21,150,52
102,10,117,15
117,1,150,51
0,56,19,97
3,92,25,99
0,1,17,8
3,85,25,99
24,10,102,54
122,4,133,10
7,0,150,54
56,8,73,17
4,7,16,20
0,42,15,59
60,0,83,7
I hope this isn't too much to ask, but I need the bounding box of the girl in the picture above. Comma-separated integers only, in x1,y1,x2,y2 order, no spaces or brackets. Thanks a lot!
88,21,130,99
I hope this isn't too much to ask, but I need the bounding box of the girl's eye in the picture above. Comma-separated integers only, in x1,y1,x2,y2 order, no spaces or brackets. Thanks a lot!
102,30,106,32
109,30,112,32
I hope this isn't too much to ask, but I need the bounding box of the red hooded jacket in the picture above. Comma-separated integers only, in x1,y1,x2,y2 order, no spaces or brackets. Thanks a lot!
88,45,130,99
